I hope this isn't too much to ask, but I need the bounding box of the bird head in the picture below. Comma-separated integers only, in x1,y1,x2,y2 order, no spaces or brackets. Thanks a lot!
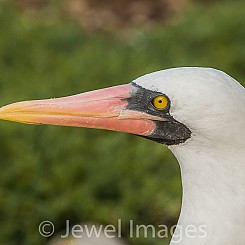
0,67,244,147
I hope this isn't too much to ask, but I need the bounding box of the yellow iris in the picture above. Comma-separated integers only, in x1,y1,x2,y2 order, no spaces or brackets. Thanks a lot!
152,95,168,109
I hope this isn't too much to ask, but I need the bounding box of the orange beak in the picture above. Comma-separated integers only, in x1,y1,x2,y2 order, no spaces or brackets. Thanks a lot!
0,84,163,137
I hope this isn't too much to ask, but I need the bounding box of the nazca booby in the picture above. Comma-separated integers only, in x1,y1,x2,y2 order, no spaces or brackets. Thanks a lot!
0,67,244,244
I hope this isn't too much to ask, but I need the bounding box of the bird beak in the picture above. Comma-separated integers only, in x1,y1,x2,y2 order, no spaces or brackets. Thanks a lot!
0,84,162,136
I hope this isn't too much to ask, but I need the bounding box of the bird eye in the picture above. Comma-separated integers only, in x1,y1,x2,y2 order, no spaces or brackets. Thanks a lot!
152,95,168,110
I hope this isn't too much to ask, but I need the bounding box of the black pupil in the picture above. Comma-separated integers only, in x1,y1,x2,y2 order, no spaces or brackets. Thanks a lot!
158,100,162,103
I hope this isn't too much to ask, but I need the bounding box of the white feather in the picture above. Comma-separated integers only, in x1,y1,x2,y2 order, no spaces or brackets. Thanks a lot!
134,67,245,244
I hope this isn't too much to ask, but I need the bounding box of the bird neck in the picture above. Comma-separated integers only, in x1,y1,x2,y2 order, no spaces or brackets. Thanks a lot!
169,142,245,245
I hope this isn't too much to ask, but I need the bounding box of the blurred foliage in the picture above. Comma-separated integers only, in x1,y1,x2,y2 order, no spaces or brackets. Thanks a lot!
12,0,186,32
0,0,244,245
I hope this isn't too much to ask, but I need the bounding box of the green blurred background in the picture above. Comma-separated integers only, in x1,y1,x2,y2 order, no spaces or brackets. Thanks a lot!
0,0,244,244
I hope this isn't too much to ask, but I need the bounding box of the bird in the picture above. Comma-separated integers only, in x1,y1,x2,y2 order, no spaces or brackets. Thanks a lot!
0,67,244,244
